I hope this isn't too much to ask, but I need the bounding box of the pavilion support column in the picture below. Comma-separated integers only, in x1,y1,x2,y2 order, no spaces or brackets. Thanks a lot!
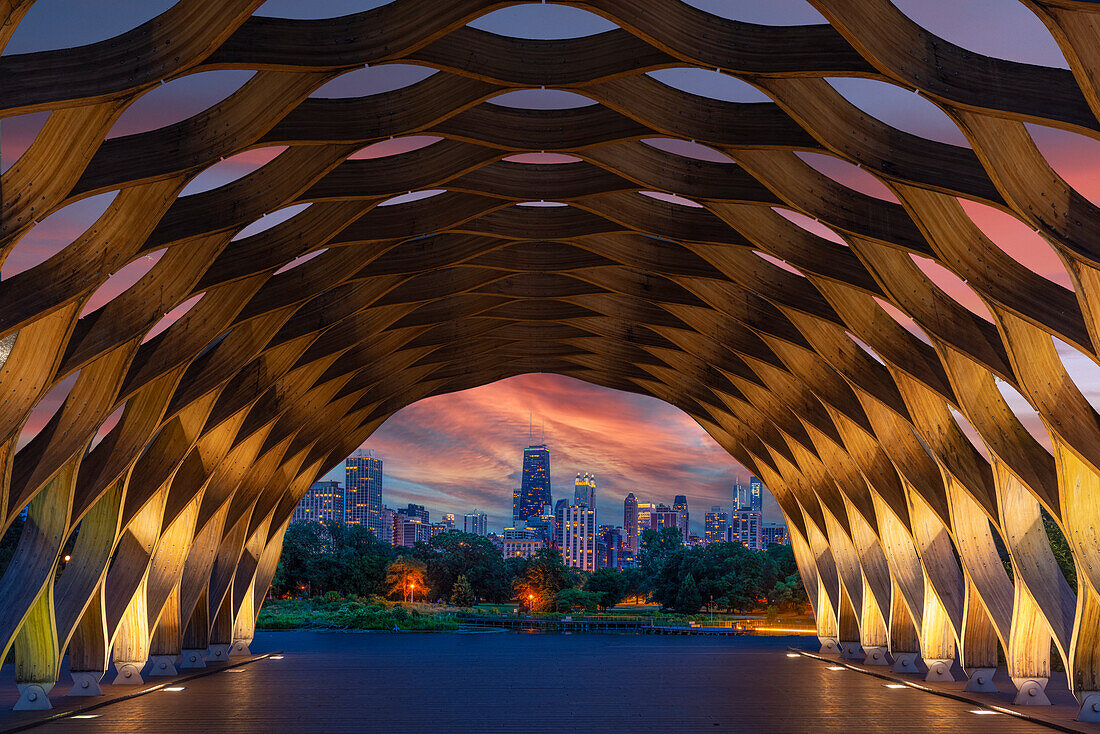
1051,442,1100,721
148,585,181,676
207,586,235,664
837,584,861,661
67,594,108,696
1006,572,1053,704
231,582,254,657
846,503,891,665
889,578,921,673
960,579,1001,693
1,459,78,710
805,521,841,654
179,586,209,669
111,575,150,685
823,509,865,660
908,490,963,682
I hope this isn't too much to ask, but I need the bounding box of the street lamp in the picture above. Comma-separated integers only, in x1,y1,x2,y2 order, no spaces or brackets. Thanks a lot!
408,581,416,604
527,593,534,613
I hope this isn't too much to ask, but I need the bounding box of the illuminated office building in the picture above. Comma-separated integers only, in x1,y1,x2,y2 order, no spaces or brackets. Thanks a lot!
735,509,763,551
516,444,551,524
705,506,728,544
624,493,638,555
463,512,488,536
574,473,596,507
502,537,543,559
291,480,344,525
762,523,789,547
562,505,597,572
345,449,383,534
673,495,689,541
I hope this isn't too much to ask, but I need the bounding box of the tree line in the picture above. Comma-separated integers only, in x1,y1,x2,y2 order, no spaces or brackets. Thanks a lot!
272,523,807,615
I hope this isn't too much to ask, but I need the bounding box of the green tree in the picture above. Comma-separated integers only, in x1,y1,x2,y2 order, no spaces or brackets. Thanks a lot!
385,555,428,601
772,572,808,611
450,574,476,607
638,527,683,578
555,588,600,613
584,568,628,610
513,548,570,611
271,521,328,597
675,573,702,614
425,532,509,602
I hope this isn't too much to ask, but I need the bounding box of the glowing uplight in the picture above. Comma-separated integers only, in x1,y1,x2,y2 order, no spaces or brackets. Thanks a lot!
826,666,845,671
884,684,906,689
164,686,186,692
969,710,999,715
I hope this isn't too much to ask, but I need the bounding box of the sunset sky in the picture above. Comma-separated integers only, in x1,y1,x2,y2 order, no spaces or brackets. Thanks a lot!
4,1,1100,532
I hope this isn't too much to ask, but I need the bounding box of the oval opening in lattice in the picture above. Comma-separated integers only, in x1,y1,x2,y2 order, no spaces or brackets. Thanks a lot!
107,71,256,139
825,77,970,148
378,190,447,207
641,138,735,164
274,250,328,275
79,249,166,319
350,136,443,160
647,68,771,103
503,153,583,165
232,203,313,241
956,198,1073,291
486,89,596,110
256,0,393,19
142,292,205,345
909,254,995,323
2,0,175,55
2,190,120,280
771,208,848,246
0,112,50,174
682,0,826,25
753,251,804,277
892,0,1068,68
180,147,288,197
467,4,616,39
638,191,703,208
1027,122,1100,210
311,64,438,99
795,152,900,204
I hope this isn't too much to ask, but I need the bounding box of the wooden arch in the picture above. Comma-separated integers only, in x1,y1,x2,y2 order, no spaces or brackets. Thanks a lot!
3,0,1100,717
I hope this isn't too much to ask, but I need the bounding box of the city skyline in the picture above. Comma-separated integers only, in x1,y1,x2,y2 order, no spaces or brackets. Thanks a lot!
317,373,782,533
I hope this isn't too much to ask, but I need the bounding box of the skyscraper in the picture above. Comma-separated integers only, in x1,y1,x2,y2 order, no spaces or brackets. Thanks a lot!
562,505,597,571
554,498,569,548
636,502,655,548
512,488,522,526
345,449,382,533
733,481,750,511
598,525,624,570
574,473,596,507
517,444,551,524
442,514,456,530
292,481,344,525
464,511,488,536
749,476,764,513
673,495,689,541
623,493,638,555
735,509,763,551
704,506,728,544
762,523,789,546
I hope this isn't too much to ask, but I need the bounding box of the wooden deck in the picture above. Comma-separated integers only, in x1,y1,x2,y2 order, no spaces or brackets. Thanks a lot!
0,632,1065,733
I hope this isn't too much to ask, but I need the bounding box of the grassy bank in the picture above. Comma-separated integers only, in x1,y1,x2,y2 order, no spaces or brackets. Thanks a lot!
258,597,459,631
258,596,813,632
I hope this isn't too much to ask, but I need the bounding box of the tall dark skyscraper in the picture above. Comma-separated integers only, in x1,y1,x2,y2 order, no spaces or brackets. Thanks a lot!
673,495,689,541
574,473,596,507
624,493,638,555
516,444,551,524
749,476,764,513
345,449,382,534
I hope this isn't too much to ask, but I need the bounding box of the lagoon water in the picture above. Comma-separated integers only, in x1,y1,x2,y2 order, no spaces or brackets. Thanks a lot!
31,631,1053,733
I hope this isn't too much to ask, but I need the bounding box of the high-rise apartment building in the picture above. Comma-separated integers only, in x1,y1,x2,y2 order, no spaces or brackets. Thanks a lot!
650,505,682,534
292,480,344,525
463,511,488,536
512,488,522,526
393,516,431,547
733,482,750,511
345,450,383,534
502,537,543,559
574,473,596,507
400,503,429,524
554,498,569,548
516,444,551,524
624,493,638,555
598,525,624,570
762,523,789,547
673,495,689,541
636,502,655,548
749,476,764,513
704,506,728,544
562,505,597,571
379,507,395,544
735,509,763,551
